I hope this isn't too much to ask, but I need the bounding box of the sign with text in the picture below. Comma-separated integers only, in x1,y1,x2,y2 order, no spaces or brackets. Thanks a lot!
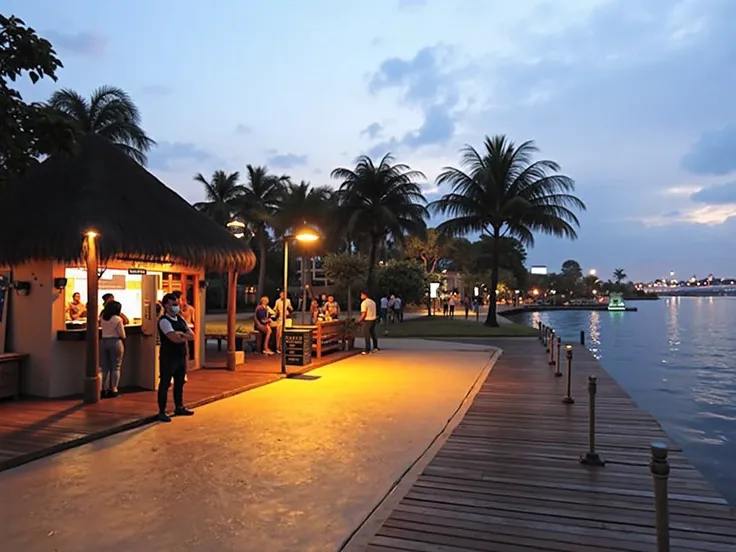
530,265,548,275
284,329,313,366
128,268,147,275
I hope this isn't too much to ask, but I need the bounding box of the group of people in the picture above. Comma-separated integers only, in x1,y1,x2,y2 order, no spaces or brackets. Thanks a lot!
253,291,342,354
378,294,404,324
440,294,479,319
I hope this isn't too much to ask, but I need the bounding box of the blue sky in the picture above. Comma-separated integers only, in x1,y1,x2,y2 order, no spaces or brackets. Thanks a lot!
7,0,736,281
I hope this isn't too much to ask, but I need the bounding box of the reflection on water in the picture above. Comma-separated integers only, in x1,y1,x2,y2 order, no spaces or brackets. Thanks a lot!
508,297,736,506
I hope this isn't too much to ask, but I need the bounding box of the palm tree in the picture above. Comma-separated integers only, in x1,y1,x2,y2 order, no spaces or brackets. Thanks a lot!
235,165,290,299
331,154,428,291
48,85,155,165
613,268,627,285
431,135,586,326
275,180,333,315
193,170,243,226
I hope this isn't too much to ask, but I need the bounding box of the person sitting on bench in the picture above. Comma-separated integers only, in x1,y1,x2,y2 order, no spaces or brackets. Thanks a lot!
254,296,275,355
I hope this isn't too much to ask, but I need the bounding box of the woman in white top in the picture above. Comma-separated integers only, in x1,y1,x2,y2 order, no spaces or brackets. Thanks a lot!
100,300,126,398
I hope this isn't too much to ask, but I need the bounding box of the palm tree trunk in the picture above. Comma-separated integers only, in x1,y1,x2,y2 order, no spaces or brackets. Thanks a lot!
366,236,379,293
256,228,267,300
485,230,501,327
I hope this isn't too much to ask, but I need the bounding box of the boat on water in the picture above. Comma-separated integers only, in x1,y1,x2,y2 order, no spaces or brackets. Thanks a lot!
607,292,626,311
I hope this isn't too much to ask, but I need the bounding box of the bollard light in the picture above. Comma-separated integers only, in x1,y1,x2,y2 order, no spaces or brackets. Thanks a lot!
555,337,562,377
562,345,575,404
650,442,671,552
549,329,556,365
580,375,605,467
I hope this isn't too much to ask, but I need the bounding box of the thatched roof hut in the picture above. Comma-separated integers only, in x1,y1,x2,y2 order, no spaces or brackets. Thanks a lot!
0,134,255,272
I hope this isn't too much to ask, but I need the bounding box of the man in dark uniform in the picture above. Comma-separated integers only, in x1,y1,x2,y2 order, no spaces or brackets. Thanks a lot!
157,292,195,422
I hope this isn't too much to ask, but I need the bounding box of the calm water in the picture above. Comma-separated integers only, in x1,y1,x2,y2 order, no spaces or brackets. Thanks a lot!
507,297,736,506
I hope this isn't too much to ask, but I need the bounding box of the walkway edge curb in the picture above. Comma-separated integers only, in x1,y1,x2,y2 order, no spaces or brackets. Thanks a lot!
339,346,503,551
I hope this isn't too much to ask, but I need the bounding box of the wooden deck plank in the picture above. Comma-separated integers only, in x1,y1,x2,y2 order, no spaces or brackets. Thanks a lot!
0,349,358,472
361,339,736,551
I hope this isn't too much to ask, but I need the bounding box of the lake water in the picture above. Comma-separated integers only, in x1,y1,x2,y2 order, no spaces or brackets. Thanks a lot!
507,297,736,506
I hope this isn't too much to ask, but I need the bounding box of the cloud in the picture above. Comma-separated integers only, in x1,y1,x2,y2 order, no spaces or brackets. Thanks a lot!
360,122,383,139
44,30,107,56
141,85,173,96
682,124,736,176
368,45,464,153
690,181,736,205
235,124,252,134
147,142,217,171
267,152,308,169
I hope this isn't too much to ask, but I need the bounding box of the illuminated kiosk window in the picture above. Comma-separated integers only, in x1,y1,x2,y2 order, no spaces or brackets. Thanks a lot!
607,292,626,311
64,267,163,323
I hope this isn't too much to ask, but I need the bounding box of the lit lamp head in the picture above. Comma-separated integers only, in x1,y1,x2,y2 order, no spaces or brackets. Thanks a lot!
226,218,248,240
293,225,320,243
566,344,573,359
85,230,98,239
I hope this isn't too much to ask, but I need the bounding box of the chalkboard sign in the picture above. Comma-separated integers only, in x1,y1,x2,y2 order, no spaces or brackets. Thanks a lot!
284,328,313,366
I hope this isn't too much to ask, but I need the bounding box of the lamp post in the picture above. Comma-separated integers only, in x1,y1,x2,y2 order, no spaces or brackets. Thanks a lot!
225,218,251,371
281,226,320,375
83,230,101,404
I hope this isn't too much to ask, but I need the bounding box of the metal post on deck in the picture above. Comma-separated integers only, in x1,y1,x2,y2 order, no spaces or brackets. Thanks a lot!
580,330,585,345
546,327,551,353
562,345,575,404
538,321,543,341
650,442,671,552
555,336,562,377
548,329,556,365
580,376,605,466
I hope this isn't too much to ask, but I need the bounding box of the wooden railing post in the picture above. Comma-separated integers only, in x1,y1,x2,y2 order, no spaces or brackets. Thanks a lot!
650,442,671,552
580,375,605,466
562,345,575,404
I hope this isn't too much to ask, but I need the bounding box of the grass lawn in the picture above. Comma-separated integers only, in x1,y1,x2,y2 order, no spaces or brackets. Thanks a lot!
205,316,253,335
380,316,538,338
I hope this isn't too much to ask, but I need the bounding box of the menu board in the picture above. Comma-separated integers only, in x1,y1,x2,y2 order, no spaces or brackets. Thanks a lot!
284,329,313,366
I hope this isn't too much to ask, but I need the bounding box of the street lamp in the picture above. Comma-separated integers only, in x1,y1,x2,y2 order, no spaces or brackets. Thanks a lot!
281,225,320,374
226,218,248,239
589,269,597,276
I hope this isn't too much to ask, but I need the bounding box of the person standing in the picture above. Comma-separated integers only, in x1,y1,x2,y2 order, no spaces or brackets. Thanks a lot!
172,290,195,360
157,292,195,422
359,290,379,355
274,291,293,353
101,293,130,324
464,295,471,319
379,295,388,324
395,295,403,322
100,300,126,398
66,292,87,321
448,294,456,319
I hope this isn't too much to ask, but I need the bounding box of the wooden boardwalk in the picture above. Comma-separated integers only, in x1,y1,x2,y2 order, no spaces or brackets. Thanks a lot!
0,349,357,472
362,339,736,552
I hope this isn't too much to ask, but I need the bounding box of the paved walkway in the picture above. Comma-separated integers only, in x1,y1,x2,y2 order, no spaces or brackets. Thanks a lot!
351,339,736,551
0,339,497,552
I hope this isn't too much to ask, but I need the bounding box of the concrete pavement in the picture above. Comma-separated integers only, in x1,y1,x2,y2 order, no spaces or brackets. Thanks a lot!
0,339,497,552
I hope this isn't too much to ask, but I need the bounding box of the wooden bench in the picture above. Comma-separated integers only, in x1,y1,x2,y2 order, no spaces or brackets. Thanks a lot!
204,332,262,353
311,319,346,359
0,353,28,400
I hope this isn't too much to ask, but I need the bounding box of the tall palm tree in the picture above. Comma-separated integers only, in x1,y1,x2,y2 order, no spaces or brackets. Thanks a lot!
431,135,586,326
275,180,333,314
235,165,290,299
48,85,155,165
331,153,428,291
613,268,627,285
193,170,243,226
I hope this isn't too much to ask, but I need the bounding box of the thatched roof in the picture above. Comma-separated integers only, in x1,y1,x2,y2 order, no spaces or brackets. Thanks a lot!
0,134,255,272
